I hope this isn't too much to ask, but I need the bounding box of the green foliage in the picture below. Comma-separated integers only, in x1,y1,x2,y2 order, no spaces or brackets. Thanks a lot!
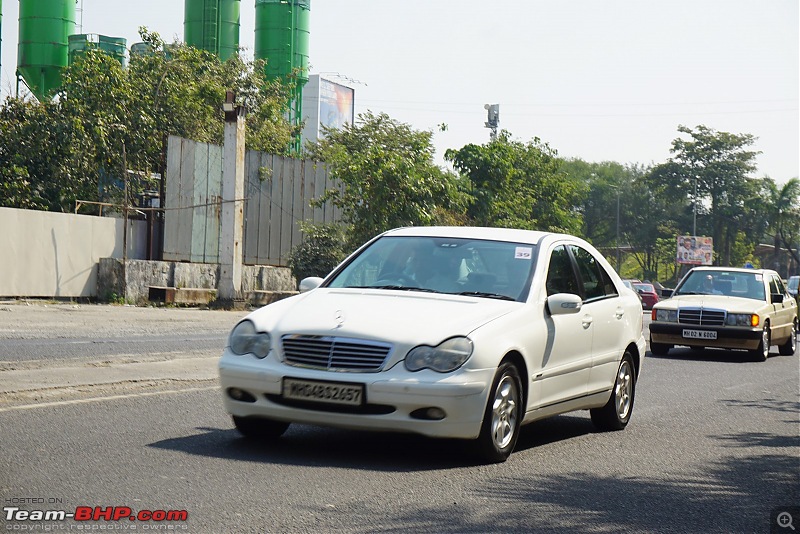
446,131,582,233
306,111,466,247
0,28,295,213
287,222,348,285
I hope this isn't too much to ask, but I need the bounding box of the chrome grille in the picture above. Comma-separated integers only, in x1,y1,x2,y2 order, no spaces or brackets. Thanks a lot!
281,335,392,372
678,308,726,326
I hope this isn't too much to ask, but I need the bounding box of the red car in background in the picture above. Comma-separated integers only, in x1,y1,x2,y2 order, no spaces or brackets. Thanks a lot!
633,282,660,309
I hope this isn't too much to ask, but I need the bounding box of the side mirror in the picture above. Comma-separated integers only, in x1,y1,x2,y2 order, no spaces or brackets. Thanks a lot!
299,277,324,293
770,293,784,304
661,289,674,298
547,293,583,316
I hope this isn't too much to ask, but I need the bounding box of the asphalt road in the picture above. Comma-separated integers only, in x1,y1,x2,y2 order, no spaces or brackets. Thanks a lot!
0,302,798,533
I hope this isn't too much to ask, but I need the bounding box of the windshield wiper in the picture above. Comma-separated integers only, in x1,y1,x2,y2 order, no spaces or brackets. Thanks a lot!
456,291,516,301
349,285,436,292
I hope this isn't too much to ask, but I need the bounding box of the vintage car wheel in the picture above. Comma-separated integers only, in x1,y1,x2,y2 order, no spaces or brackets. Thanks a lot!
749,324,771,362
474,362,522,463
649,339,671,356
233,416,290,439
778,321,797,356
591,352,635,431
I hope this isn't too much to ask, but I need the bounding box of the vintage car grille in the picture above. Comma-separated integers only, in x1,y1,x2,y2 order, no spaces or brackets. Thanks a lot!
678,308,726,326
281,335,392,372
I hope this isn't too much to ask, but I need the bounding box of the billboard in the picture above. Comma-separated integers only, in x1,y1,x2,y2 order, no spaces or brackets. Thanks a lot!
677,235,713,265
318,78,355,132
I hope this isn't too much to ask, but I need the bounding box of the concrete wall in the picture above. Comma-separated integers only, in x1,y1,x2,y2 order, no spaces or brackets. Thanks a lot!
0,207,147,298
98,258,296,305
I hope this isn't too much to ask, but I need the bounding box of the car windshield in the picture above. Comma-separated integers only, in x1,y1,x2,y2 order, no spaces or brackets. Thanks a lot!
788,277,799,291
674,271,766,300
633,283,655,293
326,235,536,301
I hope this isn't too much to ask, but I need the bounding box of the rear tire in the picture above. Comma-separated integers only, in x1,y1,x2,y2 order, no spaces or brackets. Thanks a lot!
749,324,770,362
778,321,797,356
473,362,522,463
233,416,290,439
591,352,635,431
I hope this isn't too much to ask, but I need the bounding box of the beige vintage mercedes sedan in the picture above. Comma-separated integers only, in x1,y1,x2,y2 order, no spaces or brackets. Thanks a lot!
649,267,798,360
219,226,646,462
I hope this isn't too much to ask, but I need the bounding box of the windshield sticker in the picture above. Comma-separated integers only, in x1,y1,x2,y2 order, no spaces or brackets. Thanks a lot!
515,247,533,260
755,274,763,282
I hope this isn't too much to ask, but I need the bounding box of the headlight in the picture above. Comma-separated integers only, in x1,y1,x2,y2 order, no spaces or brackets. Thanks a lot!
655,309,678,322
229,320,271,358
405,336,473,373
726,313,759,327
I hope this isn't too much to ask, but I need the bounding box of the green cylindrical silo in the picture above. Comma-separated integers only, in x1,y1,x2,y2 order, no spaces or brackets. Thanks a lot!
17,0,76,101
69,34,128,68
184,0,241,61
254,0,310,83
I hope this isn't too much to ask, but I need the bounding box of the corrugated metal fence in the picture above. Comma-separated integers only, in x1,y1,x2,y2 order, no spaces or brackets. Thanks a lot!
164,135,340,266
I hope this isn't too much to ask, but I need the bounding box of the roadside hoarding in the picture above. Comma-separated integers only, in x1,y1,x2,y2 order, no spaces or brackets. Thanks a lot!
677,235,713,265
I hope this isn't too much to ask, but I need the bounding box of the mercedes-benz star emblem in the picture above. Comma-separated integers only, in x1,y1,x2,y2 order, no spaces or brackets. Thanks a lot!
333,310,345,328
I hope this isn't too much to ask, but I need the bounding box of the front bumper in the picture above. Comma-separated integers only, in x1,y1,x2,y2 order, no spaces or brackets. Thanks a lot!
649,322,762,350
218,350,494,440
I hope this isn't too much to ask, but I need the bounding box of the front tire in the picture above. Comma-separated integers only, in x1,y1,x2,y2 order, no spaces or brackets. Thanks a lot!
233,416,290,439
649,338,671,356
778,321,797,356
749,323,771,362
591,352,635,431
473,362,522,463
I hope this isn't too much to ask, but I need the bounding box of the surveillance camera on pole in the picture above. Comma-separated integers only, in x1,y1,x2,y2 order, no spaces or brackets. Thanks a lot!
484,103,499,141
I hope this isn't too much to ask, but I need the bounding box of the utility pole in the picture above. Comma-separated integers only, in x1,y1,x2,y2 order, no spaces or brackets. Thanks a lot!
216,91,247,308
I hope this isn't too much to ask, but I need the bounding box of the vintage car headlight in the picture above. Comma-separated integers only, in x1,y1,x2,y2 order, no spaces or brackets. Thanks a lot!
229,320,271,358
405,336,473,373
726,313,759,327
655,309,678,322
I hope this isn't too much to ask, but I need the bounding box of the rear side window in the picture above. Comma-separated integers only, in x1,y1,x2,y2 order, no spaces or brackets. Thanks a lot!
569,245,618,300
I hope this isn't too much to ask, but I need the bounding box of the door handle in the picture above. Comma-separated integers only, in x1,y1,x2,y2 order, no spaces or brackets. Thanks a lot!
615,307,625,319
582,315,593,329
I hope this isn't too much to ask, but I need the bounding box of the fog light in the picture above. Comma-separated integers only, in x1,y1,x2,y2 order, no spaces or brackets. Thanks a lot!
228,388,256,403
410,407,446,420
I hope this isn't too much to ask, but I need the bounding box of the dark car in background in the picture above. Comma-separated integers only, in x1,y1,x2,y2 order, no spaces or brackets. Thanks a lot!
632,282,660,310
788,275,799,304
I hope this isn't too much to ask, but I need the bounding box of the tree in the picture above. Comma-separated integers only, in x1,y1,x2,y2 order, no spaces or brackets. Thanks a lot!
306,111,465,247
763,177,800,269
667,125,762,265
0,28,295,213
445,131,583,234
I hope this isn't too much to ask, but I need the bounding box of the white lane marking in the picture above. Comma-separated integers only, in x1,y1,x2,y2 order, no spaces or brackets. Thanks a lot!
0,386,220,413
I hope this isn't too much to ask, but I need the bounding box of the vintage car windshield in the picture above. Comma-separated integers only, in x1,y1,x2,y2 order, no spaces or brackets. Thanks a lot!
674,270,766,301
326,236,537,302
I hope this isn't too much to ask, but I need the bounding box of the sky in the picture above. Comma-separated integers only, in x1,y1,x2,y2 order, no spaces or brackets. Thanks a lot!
1,0,798,182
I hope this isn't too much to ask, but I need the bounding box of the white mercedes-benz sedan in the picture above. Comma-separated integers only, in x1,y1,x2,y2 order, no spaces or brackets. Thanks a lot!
219,226,646,462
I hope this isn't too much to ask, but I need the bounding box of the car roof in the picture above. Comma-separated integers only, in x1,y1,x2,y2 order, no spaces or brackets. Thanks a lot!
688,266,779,277
382,226,559,245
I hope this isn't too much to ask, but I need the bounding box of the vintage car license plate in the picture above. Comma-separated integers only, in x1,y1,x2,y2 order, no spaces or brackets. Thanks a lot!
682,329,717,340
282,378,364,406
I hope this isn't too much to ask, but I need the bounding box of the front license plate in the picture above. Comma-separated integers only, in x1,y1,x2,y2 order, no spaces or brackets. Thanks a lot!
282,378,364,406
682,329,717,340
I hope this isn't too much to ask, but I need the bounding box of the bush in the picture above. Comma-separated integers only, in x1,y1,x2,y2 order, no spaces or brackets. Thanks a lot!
287,223,348,287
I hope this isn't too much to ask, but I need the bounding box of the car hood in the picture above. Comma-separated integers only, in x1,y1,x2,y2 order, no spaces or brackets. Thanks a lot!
658,294,764,311
245,288,520,346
